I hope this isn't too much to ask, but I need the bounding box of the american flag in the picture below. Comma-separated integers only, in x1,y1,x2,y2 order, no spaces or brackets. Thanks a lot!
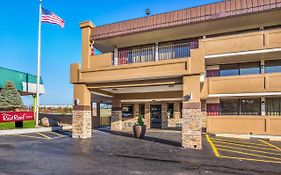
41,8,65,28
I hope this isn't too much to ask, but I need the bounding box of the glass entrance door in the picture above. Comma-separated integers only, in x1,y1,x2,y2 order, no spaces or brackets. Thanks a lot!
150,105,162,128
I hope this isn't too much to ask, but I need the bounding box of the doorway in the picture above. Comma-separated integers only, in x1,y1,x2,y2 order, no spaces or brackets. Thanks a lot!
150,105,162,128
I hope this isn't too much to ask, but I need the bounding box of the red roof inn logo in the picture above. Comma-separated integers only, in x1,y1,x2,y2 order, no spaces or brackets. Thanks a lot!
0,112,34,123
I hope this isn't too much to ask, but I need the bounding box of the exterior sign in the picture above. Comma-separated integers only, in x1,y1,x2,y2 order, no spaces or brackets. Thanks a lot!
0,112,34,123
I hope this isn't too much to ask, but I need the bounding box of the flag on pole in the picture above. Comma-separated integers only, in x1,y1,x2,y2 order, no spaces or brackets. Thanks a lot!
41,7,65,28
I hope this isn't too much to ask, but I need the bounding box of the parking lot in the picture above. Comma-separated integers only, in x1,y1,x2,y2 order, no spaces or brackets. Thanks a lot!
206,134,281,164
0,130,280,175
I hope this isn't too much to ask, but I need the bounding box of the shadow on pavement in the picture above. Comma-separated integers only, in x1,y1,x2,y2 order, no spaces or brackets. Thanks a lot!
97,128,182,147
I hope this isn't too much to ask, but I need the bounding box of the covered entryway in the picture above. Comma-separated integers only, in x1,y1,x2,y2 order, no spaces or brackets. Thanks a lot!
150,105,162,128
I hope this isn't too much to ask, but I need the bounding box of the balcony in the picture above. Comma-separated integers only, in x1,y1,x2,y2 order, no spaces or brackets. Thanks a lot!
70,42,204,84
206,72,281,95
116,42,198,65
203,28,281,56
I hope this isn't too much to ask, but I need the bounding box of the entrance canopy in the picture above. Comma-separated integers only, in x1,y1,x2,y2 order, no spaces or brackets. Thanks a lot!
0,67,45,96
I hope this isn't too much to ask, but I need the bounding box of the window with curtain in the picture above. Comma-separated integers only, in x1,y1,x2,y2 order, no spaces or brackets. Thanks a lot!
240,99,261,115
266,98,281,115
265,59,281,73
240,62,260,75
219,62,261,77
220,98,261,115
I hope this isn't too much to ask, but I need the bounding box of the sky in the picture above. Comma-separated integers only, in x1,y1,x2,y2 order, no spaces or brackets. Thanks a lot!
0,0,219,106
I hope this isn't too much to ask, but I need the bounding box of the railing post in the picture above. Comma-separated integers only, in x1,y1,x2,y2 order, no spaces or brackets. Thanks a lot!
114,47,118,66
155,42,159,61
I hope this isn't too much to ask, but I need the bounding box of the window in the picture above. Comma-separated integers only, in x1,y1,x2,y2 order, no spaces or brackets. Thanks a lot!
207,104,220,116
167,103,174,118
220,64,239,76
240,99,261,115
122,105,133,118
265,60,281,73
220,98,261,115
266,98,281,115
240,62,260,75
219,62,261,77
220,99,239,115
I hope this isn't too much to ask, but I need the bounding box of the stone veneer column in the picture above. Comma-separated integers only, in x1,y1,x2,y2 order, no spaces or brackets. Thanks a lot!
111,98,122,130
72,84,92,139
133,103,139,117
73,106,92,138
182,75,202,149
161,103,168,129
144,103,150,128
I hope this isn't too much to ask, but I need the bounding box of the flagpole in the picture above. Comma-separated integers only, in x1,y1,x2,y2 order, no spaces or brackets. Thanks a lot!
35,0,42,128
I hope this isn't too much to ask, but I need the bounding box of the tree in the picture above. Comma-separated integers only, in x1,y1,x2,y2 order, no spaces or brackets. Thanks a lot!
0,81,23,111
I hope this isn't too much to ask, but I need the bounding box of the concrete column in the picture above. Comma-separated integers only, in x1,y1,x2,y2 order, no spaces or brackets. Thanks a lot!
261,60,265,74
73,84,92,139
92,102,101,128
80,21,94,70
182,75,203,149
261,97,266,116
114,47,118,66
111,98,122,130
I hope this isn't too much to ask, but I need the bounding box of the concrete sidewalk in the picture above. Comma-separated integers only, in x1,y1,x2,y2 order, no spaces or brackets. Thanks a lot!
0,125,72,136
215,133,281,141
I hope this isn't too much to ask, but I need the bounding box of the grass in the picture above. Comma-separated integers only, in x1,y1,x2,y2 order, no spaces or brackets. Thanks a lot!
0,120,35,130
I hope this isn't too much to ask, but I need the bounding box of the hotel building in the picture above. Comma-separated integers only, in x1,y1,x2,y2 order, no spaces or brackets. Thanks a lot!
71,0,281,148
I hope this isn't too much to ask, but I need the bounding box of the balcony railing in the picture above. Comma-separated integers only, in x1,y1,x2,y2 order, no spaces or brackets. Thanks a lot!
116,41,198,65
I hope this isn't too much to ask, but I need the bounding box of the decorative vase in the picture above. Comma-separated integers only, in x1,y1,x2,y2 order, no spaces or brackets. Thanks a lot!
133,125,146,139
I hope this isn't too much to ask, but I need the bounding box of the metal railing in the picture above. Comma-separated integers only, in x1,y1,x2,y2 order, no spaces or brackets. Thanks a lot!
116,41,198,65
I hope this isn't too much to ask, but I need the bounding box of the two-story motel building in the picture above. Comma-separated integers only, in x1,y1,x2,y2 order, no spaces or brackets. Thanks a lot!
71,0,281,149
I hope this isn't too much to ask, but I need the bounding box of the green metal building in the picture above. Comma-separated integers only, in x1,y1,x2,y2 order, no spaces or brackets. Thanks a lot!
0,67,45,96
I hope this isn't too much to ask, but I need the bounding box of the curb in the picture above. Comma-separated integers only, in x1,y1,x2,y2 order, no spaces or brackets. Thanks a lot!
0,126,72,136
215,133,281,141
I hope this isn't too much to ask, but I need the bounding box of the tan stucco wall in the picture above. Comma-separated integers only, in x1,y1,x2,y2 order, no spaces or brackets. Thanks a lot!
202,29,281,55
208,73,281,95
207,116,281,136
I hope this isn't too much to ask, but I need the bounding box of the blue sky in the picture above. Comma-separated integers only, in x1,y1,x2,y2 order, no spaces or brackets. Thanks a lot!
0,0,218,106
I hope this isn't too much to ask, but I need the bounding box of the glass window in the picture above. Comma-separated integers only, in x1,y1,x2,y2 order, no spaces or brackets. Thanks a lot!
167,103,174,118
240,99,261,115
240,62,260,75
266,98,281,115
220,64,239,76
220,99,239,115
122,105,133,118
265,60,281,73
220,98,261,115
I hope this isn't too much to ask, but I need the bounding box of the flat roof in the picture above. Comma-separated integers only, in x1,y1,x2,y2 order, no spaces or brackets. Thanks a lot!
91,0,281,40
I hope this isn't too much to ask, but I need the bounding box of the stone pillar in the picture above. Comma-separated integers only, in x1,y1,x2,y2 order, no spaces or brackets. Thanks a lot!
182,75,202,149
161,103,168,129
73,84,92,139
133,103,139,117
111,98,122,130
92,102,101,128
144,103,150,129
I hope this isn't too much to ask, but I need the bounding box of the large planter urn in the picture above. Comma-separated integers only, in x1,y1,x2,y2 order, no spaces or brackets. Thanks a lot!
133,125,146,139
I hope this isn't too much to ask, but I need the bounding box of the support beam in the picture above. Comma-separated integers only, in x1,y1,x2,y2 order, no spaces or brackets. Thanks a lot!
182,75,203,149
72,84,92,139
80,21,94,70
